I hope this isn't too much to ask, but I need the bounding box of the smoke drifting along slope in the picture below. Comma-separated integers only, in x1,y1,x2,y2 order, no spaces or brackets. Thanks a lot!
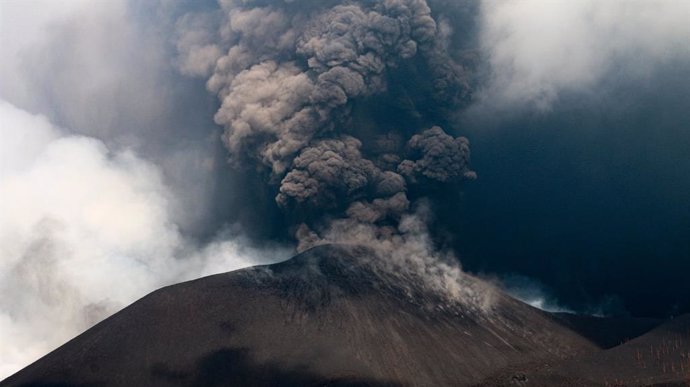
179,0,477,262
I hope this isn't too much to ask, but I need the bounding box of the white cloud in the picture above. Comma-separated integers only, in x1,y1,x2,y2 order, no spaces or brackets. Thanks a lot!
1,0,235,235
478,0,690,109
0,100,288,378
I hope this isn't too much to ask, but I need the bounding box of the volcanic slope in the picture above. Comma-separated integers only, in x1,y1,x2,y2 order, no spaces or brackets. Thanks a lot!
0,244,654,387
478,314,690,387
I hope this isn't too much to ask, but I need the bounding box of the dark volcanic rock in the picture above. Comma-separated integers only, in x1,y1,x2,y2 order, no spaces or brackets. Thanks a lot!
476,314,690,387
552,313,662,349
1,244,681,386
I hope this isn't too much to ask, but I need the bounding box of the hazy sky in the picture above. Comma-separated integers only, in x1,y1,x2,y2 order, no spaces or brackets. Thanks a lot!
1,0,689,379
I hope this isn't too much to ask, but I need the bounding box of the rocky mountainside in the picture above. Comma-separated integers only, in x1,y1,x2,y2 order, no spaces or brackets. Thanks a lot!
3,244,685,387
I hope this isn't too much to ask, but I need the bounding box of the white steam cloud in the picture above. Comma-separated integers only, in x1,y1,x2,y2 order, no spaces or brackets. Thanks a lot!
0,100,288,378
478,0,690,109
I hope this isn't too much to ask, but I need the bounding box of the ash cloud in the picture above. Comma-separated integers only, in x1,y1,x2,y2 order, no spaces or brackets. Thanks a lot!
177,0,480,302
205,0,455,175
398,126,476,183
276,136,381,209
177,0,476,304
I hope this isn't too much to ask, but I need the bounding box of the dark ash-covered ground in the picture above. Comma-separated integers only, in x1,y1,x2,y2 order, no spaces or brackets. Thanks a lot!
3,244,688,387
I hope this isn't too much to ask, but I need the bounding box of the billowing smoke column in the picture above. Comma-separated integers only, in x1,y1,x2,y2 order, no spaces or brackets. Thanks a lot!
180,0,476,263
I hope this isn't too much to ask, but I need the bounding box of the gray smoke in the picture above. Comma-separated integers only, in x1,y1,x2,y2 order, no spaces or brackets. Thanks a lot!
398,126,476,183
181,0,474,215
177,0,480,302
276,136,381,209
206,0,449,175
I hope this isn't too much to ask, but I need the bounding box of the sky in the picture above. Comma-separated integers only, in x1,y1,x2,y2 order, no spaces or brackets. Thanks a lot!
454,0,690,317
1,0,689,379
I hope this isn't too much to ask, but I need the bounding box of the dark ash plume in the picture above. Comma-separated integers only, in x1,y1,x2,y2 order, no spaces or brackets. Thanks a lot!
178,0,479,301
276,136,380,209
398,126,476,183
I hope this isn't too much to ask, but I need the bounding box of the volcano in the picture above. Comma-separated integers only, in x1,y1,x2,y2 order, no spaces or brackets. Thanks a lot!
2,244,687,386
